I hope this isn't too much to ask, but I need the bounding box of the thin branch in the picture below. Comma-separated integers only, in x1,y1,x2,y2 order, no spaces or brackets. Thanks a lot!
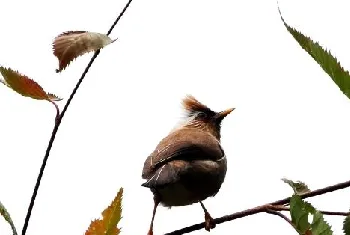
21,1,134,234
271,205,350,216
271,180,350,205
265,209,296,230
106,1,132,36
165,179,350,235
318,211,350,216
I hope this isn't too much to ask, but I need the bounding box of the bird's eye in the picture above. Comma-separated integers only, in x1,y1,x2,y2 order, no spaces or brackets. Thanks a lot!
197,112,207,119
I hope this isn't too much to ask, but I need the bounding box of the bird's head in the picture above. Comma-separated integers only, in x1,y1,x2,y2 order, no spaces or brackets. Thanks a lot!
181,95,234,140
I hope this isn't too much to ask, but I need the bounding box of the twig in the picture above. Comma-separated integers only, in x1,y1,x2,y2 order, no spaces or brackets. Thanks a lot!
265,209,296,230
271,180,350,205
21,1,134,234
271,205,350,216
317,211,350,216
165,179,350,235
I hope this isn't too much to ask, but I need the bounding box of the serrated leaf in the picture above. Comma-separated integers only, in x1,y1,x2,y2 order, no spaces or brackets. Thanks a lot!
85,187,123,235
282,178,311,195
0,67,62,102
290,195,333,235
0,200,18,235
47,93,63,101
311,211,332,235
53,31,116,72
343,211,350,235
290,195,311,234
102,187,123,235
85,220,106,235
278,7,350,100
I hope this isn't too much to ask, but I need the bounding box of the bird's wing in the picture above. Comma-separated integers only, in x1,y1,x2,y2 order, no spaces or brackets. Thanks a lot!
141,142,224,188
152,142,219,168
141,160,190,188
141,129,224,181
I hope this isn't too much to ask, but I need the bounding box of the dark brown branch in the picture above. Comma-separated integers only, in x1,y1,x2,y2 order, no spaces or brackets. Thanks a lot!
265,209,296,230
271,205,350,216
271,180,350,205
165,179,350,235
21,1,134,234
318,211,350,216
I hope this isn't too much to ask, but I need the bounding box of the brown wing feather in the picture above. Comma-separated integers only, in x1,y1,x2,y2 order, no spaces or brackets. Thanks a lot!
141,160,191,188
141,128,224,180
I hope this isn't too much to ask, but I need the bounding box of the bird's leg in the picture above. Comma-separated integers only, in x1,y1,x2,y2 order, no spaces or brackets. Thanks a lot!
199,201,216,231
147,195,160,235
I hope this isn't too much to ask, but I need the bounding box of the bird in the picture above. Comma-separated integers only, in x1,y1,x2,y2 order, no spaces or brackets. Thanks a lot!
141,95,234,235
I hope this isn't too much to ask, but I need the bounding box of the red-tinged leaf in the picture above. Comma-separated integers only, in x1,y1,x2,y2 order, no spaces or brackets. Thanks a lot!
85,188,123,235
53,31,116,72
85,220,105,235
0,67,62,102
47,93,63,101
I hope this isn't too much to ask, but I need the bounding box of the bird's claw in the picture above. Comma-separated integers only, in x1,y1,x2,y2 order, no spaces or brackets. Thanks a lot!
204,211,216,231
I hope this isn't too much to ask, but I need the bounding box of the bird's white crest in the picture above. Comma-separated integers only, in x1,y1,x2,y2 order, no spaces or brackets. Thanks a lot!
169,111,203,133
168,95,213,133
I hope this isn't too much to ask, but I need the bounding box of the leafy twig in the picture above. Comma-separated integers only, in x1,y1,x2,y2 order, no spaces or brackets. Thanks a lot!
165,179,350,235
21,1,134,234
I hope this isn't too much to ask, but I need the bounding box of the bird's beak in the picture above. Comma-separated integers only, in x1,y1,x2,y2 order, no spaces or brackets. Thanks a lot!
215,108,235,120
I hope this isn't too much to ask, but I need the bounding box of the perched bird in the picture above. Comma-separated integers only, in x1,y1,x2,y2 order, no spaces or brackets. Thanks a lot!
141,95,234,235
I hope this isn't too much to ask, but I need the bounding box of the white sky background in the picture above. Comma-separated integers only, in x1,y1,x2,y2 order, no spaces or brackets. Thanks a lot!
1,0,350,234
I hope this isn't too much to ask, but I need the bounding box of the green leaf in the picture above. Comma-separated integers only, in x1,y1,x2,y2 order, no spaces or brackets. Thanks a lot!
290,195,333,235
0,200,18,235
282,178,311,195
290,195,312,234
311,211,332,235
278,7,350,100
343,211,350,235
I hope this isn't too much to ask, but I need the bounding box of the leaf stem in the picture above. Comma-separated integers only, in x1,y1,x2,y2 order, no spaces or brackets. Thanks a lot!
21,1,134,234
49,100,60,123
265,209,296,230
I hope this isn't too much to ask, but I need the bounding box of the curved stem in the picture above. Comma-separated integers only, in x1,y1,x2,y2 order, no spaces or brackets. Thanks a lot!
265,209,296,230
49,100,60,123
21,1,134,234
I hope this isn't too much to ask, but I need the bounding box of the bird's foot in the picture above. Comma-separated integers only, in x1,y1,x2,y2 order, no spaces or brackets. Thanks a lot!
204,211,216,231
